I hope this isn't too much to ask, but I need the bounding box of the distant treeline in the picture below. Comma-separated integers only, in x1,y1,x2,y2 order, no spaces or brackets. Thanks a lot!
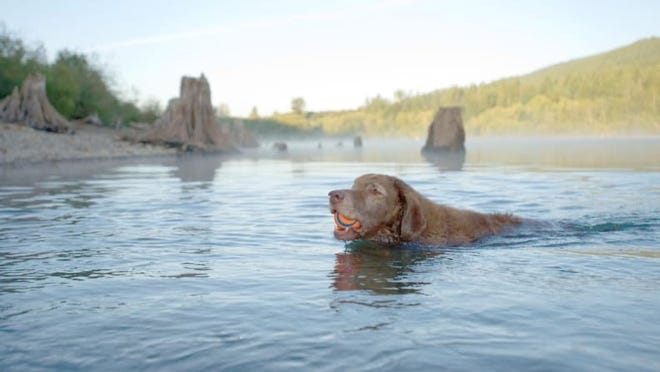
267,37,660,136
239,116,322,139
0,27,160,126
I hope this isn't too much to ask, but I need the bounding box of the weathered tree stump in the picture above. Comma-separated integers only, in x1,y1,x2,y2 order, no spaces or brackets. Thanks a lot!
0,73,73,133
422,106,465,153
273,142,288,152
140,75,236,152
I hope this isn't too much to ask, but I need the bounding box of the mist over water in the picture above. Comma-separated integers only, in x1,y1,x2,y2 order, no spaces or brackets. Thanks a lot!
1,136,659,370
252,136,660,169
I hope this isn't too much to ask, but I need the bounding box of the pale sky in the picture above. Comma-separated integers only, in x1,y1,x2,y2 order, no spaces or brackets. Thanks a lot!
2,0,659,116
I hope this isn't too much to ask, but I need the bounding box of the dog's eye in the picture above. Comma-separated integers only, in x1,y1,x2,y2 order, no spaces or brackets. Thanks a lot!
368,185,383,196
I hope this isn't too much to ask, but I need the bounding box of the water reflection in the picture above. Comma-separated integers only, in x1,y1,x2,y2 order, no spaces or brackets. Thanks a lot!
169,155,224,184
331,240,441,294
0,159,120,187
422,149,466,171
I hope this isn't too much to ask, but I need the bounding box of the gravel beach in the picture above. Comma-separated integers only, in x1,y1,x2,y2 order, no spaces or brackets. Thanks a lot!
0,122,177,166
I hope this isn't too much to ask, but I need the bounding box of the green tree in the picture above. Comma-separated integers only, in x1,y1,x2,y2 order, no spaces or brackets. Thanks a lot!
46,50,117,124
249,106,259,119
140,98,163,123
46,60,80,117
394,89,407,102
291,97,306,115
0,26,47,97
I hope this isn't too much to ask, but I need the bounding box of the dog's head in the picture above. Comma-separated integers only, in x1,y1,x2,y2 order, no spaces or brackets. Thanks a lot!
328,174,427,243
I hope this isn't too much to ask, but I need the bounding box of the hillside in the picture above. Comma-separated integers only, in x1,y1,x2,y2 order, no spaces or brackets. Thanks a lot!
527,37,660,81
268,37,660,136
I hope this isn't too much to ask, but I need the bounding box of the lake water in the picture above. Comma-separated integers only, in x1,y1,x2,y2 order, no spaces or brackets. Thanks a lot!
1,137,659,371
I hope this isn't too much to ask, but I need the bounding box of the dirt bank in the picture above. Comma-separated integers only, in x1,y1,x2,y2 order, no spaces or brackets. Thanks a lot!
0,122,177,166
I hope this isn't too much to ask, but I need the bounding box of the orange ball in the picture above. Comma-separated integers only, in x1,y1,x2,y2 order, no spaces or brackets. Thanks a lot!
335,213,361,229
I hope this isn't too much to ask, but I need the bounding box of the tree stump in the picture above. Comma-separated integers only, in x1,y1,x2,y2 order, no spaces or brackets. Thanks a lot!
140,75,236,152
422,106,465,153
0,73,73,133
273,142,288,152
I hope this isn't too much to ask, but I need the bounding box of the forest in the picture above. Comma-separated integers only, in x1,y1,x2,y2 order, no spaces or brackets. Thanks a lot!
270,37,659,136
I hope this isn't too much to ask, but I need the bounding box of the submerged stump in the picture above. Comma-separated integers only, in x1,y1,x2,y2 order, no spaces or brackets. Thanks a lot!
422,106,465,153
140,75,236,152
0,73,73,133
273,142,288,152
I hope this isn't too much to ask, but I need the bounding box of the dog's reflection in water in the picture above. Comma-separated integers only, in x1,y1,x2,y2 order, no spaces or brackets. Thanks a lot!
331,240,442,294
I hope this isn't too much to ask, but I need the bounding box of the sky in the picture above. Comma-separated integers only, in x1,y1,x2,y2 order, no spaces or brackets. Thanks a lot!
2,0,659,116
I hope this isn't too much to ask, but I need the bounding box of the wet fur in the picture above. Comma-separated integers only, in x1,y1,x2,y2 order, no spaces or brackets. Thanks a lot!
329,174,521,246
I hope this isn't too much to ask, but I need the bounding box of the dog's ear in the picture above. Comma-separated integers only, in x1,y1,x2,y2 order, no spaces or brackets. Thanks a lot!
394,179,427,241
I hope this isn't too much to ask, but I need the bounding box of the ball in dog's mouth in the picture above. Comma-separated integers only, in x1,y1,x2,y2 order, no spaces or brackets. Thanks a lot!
334,212,361,230
332,212,362,240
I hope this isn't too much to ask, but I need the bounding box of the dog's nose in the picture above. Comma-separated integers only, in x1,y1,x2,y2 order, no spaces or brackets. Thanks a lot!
328,190,345,202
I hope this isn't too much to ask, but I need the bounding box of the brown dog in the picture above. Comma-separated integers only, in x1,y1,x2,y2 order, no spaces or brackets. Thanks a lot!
328,174,521,246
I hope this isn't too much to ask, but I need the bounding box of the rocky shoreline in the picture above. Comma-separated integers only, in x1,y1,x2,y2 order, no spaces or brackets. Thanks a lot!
0,122,177,166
